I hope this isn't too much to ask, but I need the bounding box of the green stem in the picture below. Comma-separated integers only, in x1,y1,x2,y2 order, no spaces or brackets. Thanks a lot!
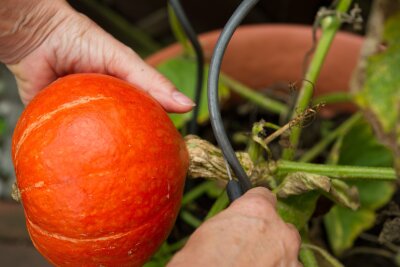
248,140,264,162
205,191,229,220
180,210,202,228
313,92,353,105
326,134,344,165
220,74,289,115
299,228,319,267
181,181,215,206
299,112,362,162
302,244,344,267
282,0,353,160
300,247,319,267
168,238,188,252
276,160,397,181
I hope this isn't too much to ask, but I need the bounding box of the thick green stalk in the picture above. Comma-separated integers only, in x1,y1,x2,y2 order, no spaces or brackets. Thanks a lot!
282,0,353,160
313,92,353,105
276,160,397,181
299,112,362,162
220,74,289,115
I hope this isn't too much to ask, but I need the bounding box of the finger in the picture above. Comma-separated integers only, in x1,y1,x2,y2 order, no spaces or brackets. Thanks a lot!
8,58,58,105
281,223,302,267
241,187,277,207
63,13,195,113
106,42,195,113
285,223,302,246
228,187,278,219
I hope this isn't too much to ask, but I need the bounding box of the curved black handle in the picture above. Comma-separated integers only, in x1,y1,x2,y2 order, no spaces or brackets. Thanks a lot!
207,0,260,194
168,0,204,135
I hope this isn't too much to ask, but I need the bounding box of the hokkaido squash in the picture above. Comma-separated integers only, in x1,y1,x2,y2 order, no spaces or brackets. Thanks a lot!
12,73,189,266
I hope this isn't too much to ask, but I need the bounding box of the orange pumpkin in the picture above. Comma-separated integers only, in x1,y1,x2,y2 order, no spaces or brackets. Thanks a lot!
12,74,188,266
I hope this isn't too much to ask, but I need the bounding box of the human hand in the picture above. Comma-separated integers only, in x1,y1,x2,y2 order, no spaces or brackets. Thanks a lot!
168,187,302,267
0,0,194,112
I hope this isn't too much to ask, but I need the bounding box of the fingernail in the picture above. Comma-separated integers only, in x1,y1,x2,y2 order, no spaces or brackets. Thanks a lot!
172,92,196,106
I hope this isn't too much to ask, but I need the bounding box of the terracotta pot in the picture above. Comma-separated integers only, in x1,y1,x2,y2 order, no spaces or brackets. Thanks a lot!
146,24,363,114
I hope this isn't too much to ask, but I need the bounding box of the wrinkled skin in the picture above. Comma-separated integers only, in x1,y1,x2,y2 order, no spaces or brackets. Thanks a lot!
1,0,194,112
169,187,302,267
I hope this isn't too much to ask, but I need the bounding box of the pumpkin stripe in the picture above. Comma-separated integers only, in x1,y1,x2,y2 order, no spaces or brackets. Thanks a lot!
14,95,112,161
19,181,45,194
26,216,131,243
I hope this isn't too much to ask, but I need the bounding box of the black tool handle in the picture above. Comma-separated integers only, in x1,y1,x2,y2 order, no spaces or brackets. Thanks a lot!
227,179,243,202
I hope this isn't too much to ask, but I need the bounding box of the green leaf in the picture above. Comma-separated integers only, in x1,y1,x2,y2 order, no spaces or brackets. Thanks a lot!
324,120,396,255
324,206,375,255
277,191,320,230
338,121,395,209
338,121,394,168
348,180,395,210
355,12,400,157
157,57,230,129
205,191,229,220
